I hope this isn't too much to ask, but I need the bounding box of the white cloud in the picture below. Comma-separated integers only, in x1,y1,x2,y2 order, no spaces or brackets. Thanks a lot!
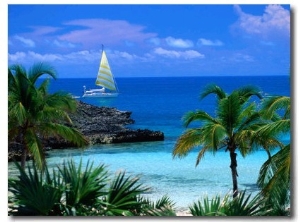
165,37,194,48
148,37,161,46
8,52,27,62
233,4,290,38
13,35,35,47
9,51,64,63
198,38,223,46
221,53,254,63
153,47,204,59
8,50,136,65
27,51,63,62
53,39,76,48
63,50,102,63
113,51,135,60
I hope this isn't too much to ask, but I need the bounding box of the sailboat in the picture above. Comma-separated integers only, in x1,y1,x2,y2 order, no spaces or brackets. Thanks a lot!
82,46,119,98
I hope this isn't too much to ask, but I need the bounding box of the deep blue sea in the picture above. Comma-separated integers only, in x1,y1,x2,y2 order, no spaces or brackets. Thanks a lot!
8,76,290,210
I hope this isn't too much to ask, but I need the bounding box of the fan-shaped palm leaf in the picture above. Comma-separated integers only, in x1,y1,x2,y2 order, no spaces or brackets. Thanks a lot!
8,162,63,216
58,159,108,209
103,172,150,216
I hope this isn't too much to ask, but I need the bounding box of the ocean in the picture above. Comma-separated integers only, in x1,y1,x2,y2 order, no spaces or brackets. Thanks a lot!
8,76,290,211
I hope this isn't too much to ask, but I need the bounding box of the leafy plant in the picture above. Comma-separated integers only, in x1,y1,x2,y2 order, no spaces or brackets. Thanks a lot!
57,159,108,215
102,171,150,216
8,161,63,216
189,191,271,216
8,158,176,216
139,195,176,216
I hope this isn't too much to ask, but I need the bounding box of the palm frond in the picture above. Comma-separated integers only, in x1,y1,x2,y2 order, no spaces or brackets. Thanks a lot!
189,195,225,216
28,62,57,84
37,106,73,124
139,195,176,216
257,144,290,192
195,145,213,166
39,122,89,147
256,119,290,138
173,128,204,158
36,78,51,95
221,191,270,216
103,171,150,216
236,85,263,102
45,92,77,113
182,110,217,127
8,162,62,216
201,123,227,151
8,101,28,128
261,96,290,119
200,84,227,100
24,129,45,170
217,92,242,132
58,159,108,207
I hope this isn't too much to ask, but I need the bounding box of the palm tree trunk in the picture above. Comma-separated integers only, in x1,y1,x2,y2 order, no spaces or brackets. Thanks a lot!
230,152,238,198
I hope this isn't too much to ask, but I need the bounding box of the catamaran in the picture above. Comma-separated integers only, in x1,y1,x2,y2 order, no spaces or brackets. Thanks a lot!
82,46,119,98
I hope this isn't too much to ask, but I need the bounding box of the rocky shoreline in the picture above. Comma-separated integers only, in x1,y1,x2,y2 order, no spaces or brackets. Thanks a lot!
8,101,164,161
68,101,164,144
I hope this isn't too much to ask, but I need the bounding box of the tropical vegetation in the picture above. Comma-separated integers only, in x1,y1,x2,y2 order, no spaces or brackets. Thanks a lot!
8,158,176,216
189,190,271,216
8,63,88,170
255,95,291,215
172,84,290,215
172,84,265,197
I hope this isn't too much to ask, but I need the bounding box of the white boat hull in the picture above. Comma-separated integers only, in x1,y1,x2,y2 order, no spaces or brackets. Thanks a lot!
82,92,119,98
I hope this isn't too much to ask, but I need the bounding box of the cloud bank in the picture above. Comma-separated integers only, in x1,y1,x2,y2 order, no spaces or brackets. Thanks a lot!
233,4,290,39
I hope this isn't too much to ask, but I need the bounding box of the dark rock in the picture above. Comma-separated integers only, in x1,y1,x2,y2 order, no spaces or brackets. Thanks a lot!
88,129,164,144
68,101,134,135
65,101,164,145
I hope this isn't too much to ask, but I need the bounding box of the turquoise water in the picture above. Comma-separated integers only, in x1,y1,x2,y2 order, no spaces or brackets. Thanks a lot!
8,76,290,210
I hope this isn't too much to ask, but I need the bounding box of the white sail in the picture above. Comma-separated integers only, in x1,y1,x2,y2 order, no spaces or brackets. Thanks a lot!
82,47,119,98
96,51,117,91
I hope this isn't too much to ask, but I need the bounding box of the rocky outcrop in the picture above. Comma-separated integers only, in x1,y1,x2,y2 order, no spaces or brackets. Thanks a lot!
8,101,164,161
65,101,164,145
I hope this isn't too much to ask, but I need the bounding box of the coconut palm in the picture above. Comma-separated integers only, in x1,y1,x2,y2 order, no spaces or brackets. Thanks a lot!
8,63,88,170
255,96,291,215
173,84,263,197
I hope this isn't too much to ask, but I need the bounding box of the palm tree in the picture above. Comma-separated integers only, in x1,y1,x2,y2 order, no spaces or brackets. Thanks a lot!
173,84,263,197
8,63,88,170
255,96,291,215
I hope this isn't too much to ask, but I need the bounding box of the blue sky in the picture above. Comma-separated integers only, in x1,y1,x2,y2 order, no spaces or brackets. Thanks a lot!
8,4,290,78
